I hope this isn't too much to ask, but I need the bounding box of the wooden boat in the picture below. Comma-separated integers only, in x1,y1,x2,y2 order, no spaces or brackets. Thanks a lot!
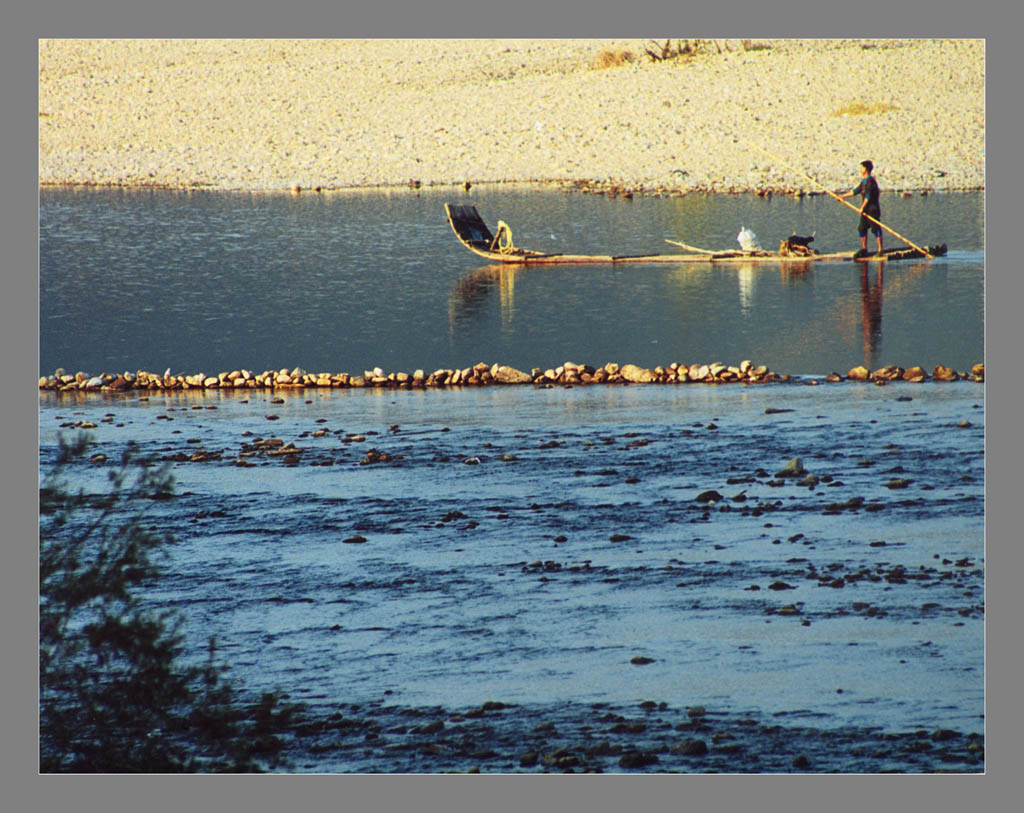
445,204,947,265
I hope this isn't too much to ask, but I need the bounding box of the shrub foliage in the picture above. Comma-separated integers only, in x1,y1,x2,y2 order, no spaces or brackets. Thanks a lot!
40,434,299,772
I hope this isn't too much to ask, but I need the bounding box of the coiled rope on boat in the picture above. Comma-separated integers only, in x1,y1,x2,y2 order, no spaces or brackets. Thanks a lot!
491,220,515,254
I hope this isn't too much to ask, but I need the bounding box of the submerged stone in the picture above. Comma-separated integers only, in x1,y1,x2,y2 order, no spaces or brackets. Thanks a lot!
775,458,807,478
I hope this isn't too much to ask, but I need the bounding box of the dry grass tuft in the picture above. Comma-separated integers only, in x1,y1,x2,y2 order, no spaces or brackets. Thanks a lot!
591,48,635,69
832,101,900,116
644,39,709,61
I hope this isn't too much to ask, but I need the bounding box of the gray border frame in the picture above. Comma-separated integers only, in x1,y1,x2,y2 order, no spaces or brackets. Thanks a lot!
9,1,1017,811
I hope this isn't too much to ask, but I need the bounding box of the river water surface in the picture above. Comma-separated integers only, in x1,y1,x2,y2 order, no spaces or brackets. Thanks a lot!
39,188,984,773
40,187,983,377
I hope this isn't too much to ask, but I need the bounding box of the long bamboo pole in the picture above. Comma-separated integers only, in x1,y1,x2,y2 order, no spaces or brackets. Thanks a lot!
737,137,933,259
664,239,715,254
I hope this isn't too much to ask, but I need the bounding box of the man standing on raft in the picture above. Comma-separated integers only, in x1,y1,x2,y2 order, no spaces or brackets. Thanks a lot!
841,160,882,257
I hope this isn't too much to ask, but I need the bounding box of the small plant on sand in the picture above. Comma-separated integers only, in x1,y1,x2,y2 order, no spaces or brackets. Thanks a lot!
644,39,718,62
832,101,900,116
592,47,635,69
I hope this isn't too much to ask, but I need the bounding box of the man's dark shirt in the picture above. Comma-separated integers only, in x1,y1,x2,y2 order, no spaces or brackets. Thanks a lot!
854,175,880,212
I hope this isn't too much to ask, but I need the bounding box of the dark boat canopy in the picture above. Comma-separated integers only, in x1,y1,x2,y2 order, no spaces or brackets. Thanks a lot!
446,204,496,250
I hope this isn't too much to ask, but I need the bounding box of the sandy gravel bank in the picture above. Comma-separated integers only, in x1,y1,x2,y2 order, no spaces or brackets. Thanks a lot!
39,38,984,194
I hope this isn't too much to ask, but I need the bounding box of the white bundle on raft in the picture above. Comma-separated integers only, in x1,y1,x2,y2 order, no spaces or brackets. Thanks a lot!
737,227,762,251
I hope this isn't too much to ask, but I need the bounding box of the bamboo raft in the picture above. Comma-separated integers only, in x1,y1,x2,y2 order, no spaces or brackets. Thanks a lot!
445,204,947,265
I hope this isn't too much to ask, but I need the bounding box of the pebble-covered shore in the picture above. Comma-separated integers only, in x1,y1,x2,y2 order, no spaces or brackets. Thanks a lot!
39,360,985,393
39,39,984,195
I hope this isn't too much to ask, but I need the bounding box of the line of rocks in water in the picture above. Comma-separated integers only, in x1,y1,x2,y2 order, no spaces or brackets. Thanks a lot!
39,360,985,393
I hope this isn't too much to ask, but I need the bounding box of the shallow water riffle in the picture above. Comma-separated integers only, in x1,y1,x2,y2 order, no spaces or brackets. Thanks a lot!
273,698,984,774
39,380,984,772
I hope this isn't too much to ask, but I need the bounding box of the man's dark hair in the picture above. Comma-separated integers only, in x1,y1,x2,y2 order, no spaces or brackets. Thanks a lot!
860,160,874,173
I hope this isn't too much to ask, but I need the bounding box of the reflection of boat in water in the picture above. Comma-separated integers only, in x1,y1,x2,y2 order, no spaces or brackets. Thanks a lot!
737,263,756,313
445,203,947,265
450,265,519,323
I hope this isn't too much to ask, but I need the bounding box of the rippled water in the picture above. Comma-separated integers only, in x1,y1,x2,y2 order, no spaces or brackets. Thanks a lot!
39,187,985,772
39,379,984,772
39,187,983,377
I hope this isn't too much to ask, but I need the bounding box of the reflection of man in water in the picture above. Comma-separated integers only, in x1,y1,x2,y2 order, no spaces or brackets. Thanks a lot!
860,266,883,366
